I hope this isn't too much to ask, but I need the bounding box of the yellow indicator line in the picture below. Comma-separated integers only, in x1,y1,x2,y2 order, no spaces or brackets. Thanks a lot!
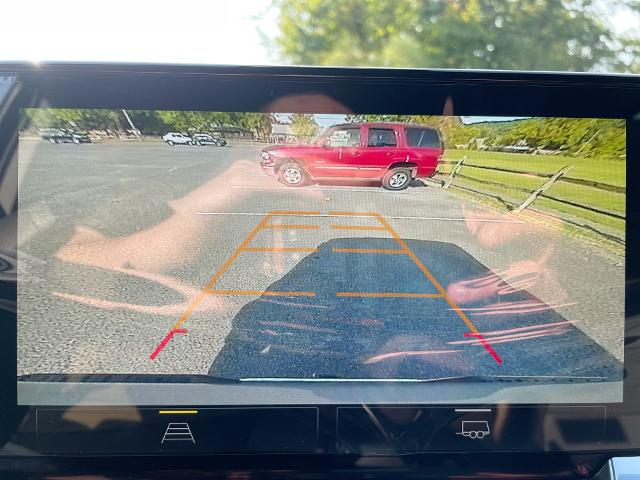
159,410,198,414
208,290,316,297
263,224,320,230
336,292,443,298
332,248,407,255
243,247,318,253
330,225,387,231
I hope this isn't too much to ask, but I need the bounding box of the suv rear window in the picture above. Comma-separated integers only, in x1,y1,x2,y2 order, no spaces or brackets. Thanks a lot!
368,128,397,147
405,127,440,148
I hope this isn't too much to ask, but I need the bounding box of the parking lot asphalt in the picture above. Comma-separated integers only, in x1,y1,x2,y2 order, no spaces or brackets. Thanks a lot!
17,140,625,382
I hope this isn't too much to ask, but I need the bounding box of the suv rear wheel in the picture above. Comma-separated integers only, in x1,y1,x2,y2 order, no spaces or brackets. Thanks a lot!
382,168,411,191
278,162,307,187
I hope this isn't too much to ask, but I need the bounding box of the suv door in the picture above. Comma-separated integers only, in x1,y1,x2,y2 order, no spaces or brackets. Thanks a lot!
359,126,404,179
312,125,363,177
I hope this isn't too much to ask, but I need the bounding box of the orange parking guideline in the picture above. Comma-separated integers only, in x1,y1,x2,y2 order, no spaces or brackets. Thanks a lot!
372,213,478,333
371,213,502,364
152,210,502,365
209,290,315,297
243,247,317,253
336,292,443,298
168,213,274,332
328,211,502,364
332,248,406,255
151,210,325,359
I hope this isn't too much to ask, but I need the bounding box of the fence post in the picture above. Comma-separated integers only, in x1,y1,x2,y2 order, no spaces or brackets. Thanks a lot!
513,165,574,213
443,155,467,189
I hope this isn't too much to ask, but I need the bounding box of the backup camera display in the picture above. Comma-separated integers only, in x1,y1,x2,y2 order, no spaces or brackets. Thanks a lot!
17,109,626,405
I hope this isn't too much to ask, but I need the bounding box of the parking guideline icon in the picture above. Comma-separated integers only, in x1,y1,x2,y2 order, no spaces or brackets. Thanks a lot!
161,423,196,444
457,420,490,439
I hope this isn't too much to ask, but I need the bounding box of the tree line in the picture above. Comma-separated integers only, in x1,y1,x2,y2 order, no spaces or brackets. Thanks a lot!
274,0,640,73
24,108,625,158
23,109,276,138
345,114,625,158
472,117,626,158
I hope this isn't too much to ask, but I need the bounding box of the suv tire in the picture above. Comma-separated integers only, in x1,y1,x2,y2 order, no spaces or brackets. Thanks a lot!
167,140,174,146
382,167,411,191
278,162,307,187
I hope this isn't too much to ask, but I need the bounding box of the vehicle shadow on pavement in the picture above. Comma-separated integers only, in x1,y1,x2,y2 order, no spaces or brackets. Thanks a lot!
312,179,429,189
208,238,622,382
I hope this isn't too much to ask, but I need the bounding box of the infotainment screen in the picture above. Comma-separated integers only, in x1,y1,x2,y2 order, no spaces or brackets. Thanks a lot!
17,108,626,405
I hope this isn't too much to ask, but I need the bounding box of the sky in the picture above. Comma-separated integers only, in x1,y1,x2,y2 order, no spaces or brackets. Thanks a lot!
278,114,527,127
0,1,280,65
0,0,638,66
310,114,347,128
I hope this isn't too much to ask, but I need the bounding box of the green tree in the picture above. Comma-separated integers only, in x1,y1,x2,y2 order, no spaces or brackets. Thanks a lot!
344,113,625,158
290,113,319,139
23,109,123,131
274,0,639,72
346,114,478,147
235,112,275,139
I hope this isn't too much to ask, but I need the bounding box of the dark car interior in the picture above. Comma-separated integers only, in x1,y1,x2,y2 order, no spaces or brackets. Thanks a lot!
0,63,638,479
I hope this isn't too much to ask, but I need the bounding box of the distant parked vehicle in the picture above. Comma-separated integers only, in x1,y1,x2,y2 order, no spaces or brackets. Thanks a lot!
40,128,68,143
69,131,91,144
193,133,226,147
501,145,531,153
162,132,193,146
40,128,91,144
260,122,443,190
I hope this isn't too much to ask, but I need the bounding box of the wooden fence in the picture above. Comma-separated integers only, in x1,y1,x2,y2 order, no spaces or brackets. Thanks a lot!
432,157,625,244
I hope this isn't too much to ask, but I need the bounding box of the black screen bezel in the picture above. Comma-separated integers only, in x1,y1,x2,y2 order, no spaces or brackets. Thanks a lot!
0,63,639,475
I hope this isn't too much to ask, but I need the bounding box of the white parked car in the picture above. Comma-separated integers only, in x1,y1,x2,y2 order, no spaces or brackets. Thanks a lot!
161,132,193,146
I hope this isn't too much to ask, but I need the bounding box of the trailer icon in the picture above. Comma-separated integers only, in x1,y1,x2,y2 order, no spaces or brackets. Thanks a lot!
457,421,490,439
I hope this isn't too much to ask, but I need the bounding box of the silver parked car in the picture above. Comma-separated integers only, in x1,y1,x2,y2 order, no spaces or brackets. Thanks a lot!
161,132,193,146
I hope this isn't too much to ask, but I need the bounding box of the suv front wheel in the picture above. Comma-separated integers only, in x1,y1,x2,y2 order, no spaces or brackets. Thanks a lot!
382,168,411,191
278,162,307,187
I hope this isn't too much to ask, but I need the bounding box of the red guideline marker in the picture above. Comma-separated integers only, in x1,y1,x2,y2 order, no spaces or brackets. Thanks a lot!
150,328,188,360
464,332,503,365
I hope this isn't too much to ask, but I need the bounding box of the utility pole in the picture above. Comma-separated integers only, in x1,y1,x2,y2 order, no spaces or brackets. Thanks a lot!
122,109,142,139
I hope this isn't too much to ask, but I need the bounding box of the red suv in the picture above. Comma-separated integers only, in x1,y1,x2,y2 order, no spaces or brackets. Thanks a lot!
259,122,443,190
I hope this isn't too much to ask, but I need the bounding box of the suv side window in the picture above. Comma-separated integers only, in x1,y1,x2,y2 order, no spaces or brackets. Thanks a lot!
405,127,440,148
327,127,361,147
368,128,397,147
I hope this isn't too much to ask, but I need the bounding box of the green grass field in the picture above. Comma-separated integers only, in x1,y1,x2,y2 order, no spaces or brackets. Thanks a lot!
437,149,626,240
444,149,626,187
